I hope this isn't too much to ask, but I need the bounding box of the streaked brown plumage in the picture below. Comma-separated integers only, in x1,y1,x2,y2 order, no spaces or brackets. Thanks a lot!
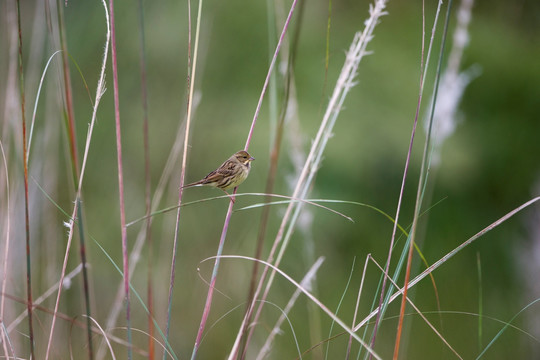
183,150,255,201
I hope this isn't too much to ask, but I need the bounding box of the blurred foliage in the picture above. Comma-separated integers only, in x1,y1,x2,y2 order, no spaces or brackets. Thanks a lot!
1,0,539,358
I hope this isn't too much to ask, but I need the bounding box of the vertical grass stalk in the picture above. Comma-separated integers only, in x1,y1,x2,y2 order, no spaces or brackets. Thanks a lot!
165,0,199,357
53,1,95,357
370,0,442,353
55,0,79,181
194,0,299,356
476,252,483,352
46,1,110,358
241,0,307,352
255,257,325,360
191,199,235,360
107,0,132,358
236,1,388,356
15,0,35,357
0,141,13,357
393,2,452,358
206,1,300,358
354,197,540,332
371,0,426,347
135,0,154,358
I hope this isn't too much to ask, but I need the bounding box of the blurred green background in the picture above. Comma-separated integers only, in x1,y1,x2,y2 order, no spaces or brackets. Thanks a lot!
1,0,540,358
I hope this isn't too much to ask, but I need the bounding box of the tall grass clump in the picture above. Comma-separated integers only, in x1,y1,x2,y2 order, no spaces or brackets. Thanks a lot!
1,0,539,359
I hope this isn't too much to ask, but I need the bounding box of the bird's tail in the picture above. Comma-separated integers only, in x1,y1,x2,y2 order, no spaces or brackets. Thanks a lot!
181,181,203,188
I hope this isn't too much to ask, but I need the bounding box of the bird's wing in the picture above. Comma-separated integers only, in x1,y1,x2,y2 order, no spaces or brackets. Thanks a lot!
199,160,235,184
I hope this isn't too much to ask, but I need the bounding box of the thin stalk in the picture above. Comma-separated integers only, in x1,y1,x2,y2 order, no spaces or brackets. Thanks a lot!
216,255,382,360
325,258,356,359
96,71,201,360
226,2,300,358
243,0,298,152
371,0,427,350
45,1,110,358
367,4,447,355
368,257,463,359
128,194,353,227
319,0,332,112
265,0,278,149
241,0,305,353
15,0,35,357
53,2,94,358
191,198,236,360
476,252,483,352
7,264,83,333
346,255,371,360
55,0,79,181
255,257,325,360
27,50,62,159
241,0,282,348
393,2,452,359
473,303,540,357
354,196,540,332
192,1,299,359
237,2,388,356
0,141,12,357
135,0,153,358
75,199,94,359
107,0,132,358
164,0,199,356
85,316,117,360
240,103,285,357
386,0,429,352
2,290,126,345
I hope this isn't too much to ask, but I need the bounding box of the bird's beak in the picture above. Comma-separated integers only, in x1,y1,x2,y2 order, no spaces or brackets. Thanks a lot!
249,156,255,161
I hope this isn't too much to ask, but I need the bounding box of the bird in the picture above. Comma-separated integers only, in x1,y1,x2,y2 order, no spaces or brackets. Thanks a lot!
182,150,255,202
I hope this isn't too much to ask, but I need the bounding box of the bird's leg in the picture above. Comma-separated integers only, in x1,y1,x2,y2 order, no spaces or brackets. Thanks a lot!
222,189,235,203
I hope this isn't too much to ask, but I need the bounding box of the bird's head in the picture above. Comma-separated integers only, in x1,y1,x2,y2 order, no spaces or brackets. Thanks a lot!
234,150,255,166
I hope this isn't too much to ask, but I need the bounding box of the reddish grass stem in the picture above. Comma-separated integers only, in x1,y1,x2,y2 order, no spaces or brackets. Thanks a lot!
243,0,298,152
240,114,284,357
352,198,540,334
191,1,298,359
16,1,35,358
108,0,132,358
136,0,154,358
237,2,388,356
191,195,236,359
370,1,427,353
239,7,306,351
393,2,453,359
218,2,299,360
56,1,79,181
47,1,110,358
76,201,94,359
54,3,94,358
165,0,195,357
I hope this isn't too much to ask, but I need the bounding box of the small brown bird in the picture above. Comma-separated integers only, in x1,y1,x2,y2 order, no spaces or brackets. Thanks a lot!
183,150,255,201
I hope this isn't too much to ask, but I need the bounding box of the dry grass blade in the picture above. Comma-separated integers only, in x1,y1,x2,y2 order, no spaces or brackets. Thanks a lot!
15,0,35,356
392,2,449,358
194,0,300,358
369,255,463,359
0,140,13,359
255,257,325,360
205,255,382,360
7,264,82,332
45,0,111,358
85,316,117,360
355,196,540,332
234,1,389,356
107,0,133,357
